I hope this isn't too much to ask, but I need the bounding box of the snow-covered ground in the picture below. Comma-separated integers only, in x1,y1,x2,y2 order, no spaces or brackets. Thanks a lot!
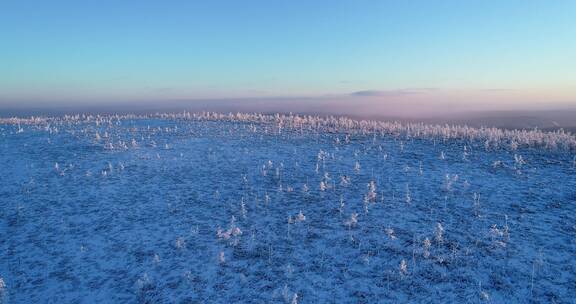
1,113,575,303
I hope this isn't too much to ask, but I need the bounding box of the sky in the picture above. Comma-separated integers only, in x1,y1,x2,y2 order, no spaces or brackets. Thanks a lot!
1,0,575,115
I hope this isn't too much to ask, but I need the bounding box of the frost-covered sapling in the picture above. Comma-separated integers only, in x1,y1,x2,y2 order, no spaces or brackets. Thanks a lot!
439,151,446,160
296,210,306,222
264,192,270,205
217,216,243,245
444,174,458,192
241,197,247,218
134,272,158,302
435,223,444,244
340,175,351,186
153,253,161,264
489,223,507,248
473,192,481,217
399,259,408,276
492,160,502,168
423,238,431,258
405,184,412,204
364,180,377,203
478,282,490,302
385,227,397,240
354,160,361,173
419,161,423,175
175,237,186,249
345,212,358,228
339,195,345,213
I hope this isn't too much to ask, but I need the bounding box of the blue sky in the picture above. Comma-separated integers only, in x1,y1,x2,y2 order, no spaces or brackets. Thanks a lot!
1,0,575,109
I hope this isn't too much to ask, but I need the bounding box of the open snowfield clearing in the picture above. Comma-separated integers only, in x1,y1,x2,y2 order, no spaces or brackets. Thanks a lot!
1,113,575,303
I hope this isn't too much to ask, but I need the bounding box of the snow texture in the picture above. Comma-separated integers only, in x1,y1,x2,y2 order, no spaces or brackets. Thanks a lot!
1,112,575,303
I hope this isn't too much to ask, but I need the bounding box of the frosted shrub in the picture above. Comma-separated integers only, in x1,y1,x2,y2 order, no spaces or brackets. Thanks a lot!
339,196,345,213
364,181,377,203
492,160,502,168
435,223,444,244
340,175,351,186
354,161,361,173
175,237,186,249
489,224,508,248
399,259,408,276
153,253,161,264
345,213,358,228
439,151,446,160
510,141,519,150
514,154,526,168
423,238,431,258
317,150,328,162
264,192,270,205
135,273,155,297
284,264,295,279
261,165,268,176
444,174,459,191
278,284,298,304
217,216,242,243
296,211,306,222
218,225,242,242
480,290,490,302
241,198,247,218
473,192,481,217
405,184,412,204
385,228,397,240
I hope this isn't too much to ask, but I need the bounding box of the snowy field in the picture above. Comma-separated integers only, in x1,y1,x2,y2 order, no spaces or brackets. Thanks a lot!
1,112,575,303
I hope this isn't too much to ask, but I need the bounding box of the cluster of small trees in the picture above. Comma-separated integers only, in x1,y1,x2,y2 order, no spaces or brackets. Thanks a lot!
3,111,575,150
